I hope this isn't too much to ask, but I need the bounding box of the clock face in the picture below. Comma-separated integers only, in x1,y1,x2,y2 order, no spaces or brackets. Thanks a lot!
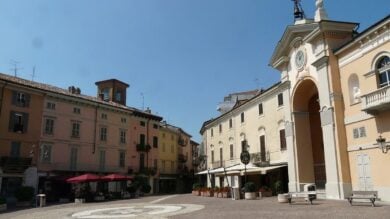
295,50,306,70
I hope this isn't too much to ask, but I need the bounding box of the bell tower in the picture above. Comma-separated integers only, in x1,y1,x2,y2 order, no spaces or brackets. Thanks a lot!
95,79,129,105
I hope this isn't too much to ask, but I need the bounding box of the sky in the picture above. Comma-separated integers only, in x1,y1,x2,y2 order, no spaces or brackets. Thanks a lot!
0,0,389,142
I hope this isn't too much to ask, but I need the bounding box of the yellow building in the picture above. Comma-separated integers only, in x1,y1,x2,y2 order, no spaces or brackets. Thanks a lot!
158,122,192,193
335,15,390,201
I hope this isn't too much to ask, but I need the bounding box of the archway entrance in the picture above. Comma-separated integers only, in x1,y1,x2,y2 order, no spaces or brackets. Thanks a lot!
293,79,326,189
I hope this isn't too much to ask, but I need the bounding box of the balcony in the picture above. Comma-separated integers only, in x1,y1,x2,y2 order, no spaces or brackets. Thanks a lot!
361,86,390,114
136,143,151,152
211,160,224,169
250,152,270,167
178,154,187,163
178,137,188,147
0,156,32,173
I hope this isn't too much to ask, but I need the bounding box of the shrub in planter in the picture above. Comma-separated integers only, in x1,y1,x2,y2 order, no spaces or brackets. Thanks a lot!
15,186,35,202
244,182,256,200
0,196,6,212
141,184,151,194
259,186,272,197
0,196,6,205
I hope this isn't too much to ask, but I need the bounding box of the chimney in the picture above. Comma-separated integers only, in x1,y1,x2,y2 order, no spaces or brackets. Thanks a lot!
75,88,81,94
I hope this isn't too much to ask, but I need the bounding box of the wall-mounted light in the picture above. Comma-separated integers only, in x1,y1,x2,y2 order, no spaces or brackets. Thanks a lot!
376,135,389,154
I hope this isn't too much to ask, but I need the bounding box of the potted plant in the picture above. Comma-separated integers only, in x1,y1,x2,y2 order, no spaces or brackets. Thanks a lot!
244,182,257,200
274,180,289,203
15,186,34,206
259,186,272,197
206,187,214,197
0,196,7,212
221,187,231,198
127,184,137,198
214,186,221,198
192,183,201,196
141,184,151,194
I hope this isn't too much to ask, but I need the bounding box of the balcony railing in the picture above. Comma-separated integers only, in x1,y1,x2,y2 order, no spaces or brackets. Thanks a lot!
250,152,270,166
361,86,390,113
0,156,32,173
136,143,151,152
211,160,224,169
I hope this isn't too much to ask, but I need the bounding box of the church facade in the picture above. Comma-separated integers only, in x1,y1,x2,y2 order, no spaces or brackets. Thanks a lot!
270,1,390,201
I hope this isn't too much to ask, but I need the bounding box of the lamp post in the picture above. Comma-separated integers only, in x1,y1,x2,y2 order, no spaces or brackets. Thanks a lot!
376,135,389,154
240,140,250,185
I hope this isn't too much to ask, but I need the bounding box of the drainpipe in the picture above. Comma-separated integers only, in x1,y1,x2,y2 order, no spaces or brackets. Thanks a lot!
0,82,8,118
146,118,150,168
93,104,99,154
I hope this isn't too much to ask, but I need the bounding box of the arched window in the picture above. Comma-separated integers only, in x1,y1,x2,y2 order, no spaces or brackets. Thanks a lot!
377,56,390,88
348,74,360,104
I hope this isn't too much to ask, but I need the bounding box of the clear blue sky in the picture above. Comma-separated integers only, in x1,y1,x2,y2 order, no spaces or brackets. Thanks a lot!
0,0,388,142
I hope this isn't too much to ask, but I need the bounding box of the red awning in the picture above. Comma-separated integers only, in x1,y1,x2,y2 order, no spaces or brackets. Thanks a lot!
101,174,133,181
66,173,101,183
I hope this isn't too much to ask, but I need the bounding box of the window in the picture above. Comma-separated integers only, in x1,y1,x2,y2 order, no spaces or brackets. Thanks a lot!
230,144,233,159
153,136,158,148
219,124,222,133
139,134,145,145
121,117,127,123
140,121,146,126
353,127,367,139
139,153,145,169
119,151,125,167
258,103,263,115
44,118,54,135
162,160,166,172
211,128,214,137
101,113,107,119
171,161,174,172
241,112,245,123
12,91,30,107
73,107,80,114
46,102,56,110
211,151,214,163
278,93,284,106
71,122,80,138
229,119,232,128
260,135,266,161
162,133,166,138
153,124,158,129
377,56,390,87
171,144,174,153
70,148,78,170
115,90,122,101
219,148,223,165
120,129,126,144
280,129,286,151
100,127,107,141
9,111,28,133
171,134,174,140
10,142,21,157
101,88,109,101
162,143,166,152
40,144,52,162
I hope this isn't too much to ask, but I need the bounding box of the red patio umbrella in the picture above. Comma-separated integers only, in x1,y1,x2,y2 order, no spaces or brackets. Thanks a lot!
101,173,133,181
66,173,101,183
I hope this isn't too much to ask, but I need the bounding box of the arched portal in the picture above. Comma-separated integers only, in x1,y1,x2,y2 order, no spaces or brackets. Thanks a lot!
292,79,326,189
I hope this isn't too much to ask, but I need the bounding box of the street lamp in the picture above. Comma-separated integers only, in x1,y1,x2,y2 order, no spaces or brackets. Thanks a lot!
376,135,389,154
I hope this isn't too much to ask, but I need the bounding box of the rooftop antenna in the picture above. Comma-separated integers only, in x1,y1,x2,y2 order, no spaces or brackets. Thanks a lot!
140,92,145,110
31,66,36,81
10,60,23,77
292,0,305,21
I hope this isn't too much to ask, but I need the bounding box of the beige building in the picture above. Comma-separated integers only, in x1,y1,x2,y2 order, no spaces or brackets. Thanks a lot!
335,16,390,201
200,81,289,190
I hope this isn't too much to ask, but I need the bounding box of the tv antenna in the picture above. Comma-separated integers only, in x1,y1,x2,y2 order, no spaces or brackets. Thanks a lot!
10,60,23,77
31,66,36,81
